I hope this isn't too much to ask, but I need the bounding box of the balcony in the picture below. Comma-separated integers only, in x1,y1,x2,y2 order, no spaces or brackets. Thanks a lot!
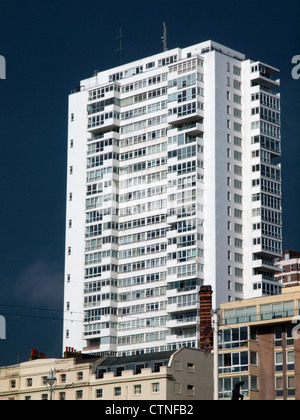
252,72,280,89
167,286,197,298
168,108,204,127
253,258,282,273
166,214,177,226
167,301,198,314
83,327,117,339
87,109,120,134
166,316,198,329
166,329,197,344
251,62,280,90
83,344,100,352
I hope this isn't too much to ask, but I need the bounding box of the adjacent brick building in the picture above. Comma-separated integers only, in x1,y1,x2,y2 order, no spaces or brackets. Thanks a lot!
218,285,300,400
275,250,300,287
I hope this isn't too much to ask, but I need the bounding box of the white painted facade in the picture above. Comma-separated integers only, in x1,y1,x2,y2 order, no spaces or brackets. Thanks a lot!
63,40,282,356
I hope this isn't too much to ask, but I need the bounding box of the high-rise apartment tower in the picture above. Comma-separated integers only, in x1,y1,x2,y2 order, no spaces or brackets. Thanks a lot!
63,40,282,356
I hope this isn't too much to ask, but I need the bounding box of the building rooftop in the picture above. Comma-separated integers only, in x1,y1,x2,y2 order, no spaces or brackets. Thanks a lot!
96,350,175,368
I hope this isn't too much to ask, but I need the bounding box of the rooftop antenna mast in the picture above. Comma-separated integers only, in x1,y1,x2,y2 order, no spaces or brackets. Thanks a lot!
162,22,167,52
116,28,124,64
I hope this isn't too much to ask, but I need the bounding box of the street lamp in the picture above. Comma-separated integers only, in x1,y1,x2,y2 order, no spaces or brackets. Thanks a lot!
212,310,219,401
45,369,57,400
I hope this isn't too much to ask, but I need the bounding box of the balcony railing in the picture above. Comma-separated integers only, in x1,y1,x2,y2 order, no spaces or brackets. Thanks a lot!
222,308,298,326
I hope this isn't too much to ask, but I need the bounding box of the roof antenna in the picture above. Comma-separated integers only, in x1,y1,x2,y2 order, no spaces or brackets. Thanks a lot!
162,22,167,52
116,28,124,64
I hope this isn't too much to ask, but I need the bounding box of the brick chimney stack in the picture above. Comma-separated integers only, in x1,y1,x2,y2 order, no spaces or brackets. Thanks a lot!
199,286,213,351
29,348,46,361
64,347,83,361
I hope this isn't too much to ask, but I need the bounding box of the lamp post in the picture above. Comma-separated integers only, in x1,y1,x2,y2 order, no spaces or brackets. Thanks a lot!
45,369,57,400
212,310,219,401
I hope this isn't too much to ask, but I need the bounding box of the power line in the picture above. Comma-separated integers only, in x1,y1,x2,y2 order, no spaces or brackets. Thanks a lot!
1,311,81,323
0,302,82,315
0,302,84,324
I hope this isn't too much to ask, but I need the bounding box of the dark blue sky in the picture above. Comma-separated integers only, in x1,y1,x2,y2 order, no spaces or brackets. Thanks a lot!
0,0,299,367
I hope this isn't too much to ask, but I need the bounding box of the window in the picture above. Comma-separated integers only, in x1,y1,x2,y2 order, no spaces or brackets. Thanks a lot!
59,392,66,401
287,351,295,371
234,94,241,104
250,351,257,365
274,328,282,347
10,380,16,389
41,394,48,400
77,372,83,381
275,377,283,398
235,252,243,262
234,122,242,132
235,266,243,277
235,282,243,293
152,383,160,393
287,376,295,397
218,351,249,374
251,376,258,391
187,363,195,373
260,302,294,320
233,80,241,90
114,387,121,397
234,136,242,147
174,361,182,371
220,324,247,349
286,326,294,346
174,383,182,395
233,66,241,76
27,378,32,387
96,389,103,399
187,385,195,396
60,374,66,383
134,385,142,395
234,108,242,119
76,390,83,400
275,352,283,372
